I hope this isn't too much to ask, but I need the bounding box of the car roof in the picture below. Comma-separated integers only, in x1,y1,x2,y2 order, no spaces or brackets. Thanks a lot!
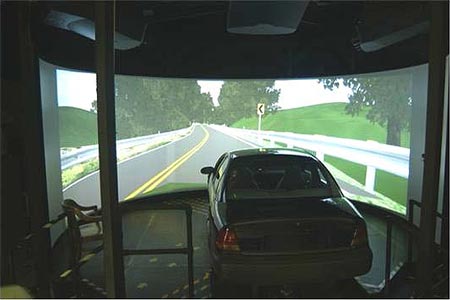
229,148,317,160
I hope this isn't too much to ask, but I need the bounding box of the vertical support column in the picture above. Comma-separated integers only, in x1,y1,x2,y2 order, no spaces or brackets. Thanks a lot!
407,200,414,265
95,1,125,298
407,64,428,227
441,140,448,263
416,1,448,297
438,57,448,248
257,115,263,145
16,2,51,297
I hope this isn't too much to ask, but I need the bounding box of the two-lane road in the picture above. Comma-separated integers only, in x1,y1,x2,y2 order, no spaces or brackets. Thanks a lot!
63,124,371,207
63,124,256,206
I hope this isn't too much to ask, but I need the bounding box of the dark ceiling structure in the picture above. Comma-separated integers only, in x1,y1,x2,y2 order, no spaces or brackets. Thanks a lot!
31,1,431,78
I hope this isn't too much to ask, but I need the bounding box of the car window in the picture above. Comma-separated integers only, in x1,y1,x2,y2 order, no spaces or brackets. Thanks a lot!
212,154,228,189
211,154,226,185
226,155,340,201
217,158,228,180
214,153,227,171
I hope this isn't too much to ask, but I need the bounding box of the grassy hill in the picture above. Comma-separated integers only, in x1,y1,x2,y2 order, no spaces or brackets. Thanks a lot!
59,106,98,147
233,103,410,148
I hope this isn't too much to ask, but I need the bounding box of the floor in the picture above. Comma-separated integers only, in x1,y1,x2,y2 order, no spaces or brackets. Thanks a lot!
51,194,412,298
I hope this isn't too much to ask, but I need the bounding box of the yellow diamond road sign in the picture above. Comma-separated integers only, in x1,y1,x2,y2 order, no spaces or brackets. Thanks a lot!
257,103,265,116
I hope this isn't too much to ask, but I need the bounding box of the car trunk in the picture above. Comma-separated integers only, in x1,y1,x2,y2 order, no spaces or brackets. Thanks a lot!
226,198,359,254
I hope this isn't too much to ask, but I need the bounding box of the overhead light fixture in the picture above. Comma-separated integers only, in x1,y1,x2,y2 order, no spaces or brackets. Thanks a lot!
44,10,142,50
359,21,429,52
227,1,310,35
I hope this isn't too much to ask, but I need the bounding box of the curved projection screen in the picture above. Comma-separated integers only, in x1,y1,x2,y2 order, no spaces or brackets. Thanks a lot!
56,65,427,215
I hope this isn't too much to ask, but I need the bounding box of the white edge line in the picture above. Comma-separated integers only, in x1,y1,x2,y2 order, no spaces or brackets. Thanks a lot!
207,125,259,148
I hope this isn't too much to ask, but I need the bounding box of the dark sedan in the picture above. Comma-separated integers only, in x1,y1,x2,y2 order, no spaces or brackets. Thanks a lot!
200,148,372,291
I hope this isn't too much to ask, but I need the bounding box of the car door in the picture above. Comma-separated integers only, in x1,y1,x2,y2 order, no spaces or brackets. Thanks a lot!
209,153,229,228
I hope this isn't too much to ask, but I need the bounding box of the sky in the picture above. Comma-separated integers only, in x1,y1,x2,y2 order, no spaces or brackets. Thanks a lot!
57,70,97,111
57,70,351,111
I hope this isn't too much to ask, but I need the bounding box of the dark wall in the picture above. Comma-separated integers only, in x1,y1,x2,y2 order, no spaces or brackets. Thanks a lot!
1,2,52,296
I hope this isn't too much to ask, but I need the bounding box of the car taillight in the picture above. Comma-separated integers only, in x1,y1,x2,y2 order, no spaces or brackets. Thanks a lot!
351,222,368,247
216,227,240,252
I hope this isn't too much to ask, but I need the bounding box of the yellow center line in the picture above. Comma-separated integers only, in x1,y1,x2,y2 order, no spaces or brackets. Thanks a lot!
125,125,209,200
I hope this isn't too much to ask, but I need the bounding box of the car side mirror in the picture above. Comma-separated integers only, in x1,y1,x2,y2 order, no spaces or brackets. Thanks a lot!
200,166,215,175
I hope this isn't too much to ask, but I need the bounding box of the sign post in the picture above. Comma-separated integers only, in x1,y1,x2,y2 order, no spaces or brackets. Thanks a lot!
257,103,265,145
257,103,265,131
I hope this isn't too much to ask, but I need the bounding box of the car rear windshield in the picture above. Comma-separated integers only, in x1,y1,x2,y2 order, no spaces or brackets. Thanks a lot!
225,155,339,201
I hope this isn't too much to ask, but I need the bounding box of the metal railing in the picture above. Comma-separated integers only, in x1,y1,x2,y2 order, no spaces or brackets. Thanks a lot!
379,198,445,296
121,203,195,298
10,199,197,298
210,125,409,194
61,127,192,170
350,200,420,296
58,244,105,298
8,213,67,294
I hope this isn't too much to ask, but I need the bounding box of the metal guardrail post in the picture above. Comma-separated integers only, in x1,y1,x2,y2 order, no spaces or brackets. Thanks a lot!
384,216,392,296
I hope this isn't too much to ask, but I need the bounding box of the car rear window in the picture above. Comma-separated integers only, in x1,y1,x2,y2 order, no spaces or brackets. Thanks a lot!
225,155,339,200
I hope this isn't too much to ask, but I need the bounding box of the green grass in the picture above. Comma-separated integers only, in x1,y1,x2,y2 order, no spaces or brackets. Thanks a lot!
62,141,170,189
324,156,366,186
324,156,408,210
62,159,99,188
324,162,406,214
233,103,410,148
375,170,408,207
59,106,98,147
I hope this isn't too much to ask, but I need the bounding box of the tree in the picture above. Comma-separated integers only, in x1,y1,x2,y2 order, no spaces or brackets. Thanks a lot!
319,73,412,146
215,80,280,125
114,76,213,139
90,99,97,113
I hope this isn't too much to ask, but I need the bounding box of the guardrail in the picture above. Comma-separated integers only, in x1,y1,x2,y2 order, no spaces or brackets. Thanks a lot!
61,127,192,170
210,125,410,194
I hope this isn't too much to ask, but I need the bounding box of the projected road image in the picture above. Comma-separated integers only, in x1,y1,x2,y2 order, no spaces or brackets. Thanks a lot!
59,72,414,215
63,124,383,208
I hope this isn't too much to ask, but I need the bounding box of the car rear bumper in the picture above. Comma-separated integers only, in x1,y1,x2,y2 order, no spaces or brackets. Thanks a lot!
212,247,373,285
